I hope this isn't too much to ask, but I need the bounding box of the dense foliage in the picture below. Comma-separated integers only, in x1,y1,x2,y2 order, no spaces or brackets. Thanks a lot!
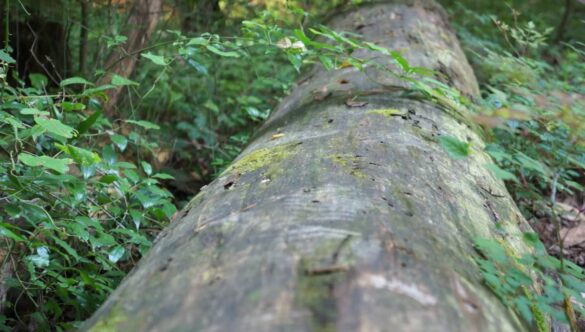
0,0,583,330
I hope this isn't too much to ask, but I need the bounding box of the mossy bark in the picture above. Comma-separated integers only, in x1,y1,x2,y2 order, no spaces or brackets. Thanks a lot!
83,1,533,331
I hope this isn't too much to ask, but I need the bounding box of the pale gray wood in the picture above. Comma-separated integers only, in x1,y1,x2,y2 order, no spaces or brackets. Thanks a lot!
83,1,533,331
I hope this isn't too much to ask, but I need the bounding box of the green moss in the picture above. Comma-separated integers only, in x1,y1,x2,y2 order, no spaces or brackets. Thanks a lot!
411,126,438,143
224,142,297,175
328,154,367,179
367,108,406,118
390,185,415,217
296,260,341,332
88,305,127,332
246,289,262,303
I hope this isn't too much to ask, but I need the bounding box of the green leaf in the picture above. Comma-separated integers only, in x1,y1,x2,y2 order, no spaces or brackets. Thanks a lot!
141,161,152,176
294,28,312,45
124,169,140,183
129,209,142,229
319,55,334,70
56,144,101,166
18,153,73,174
28,246,50,268
152,173,174,180
90,232,116,249
99,174,118,184
52,237,80,261
287,53,302,72
61,102,86,112
82,84,116,96
187,37,208,46
0,223,25,242
111,74,139,86
34,117,77,138
76,111,102,136
474,238,509,264
29,73,49,89
141,52,167,66
438,136,470,159
485,163,519,182
60,77,93,87
106,34,127,48
111,134,128,151
206,45,239,58
0,49,16,63
514,152,547,175
114,161,136,169
20,108,49,116
108,246,125,263
125,119,160,130
364,42,390,55
390,51,410,72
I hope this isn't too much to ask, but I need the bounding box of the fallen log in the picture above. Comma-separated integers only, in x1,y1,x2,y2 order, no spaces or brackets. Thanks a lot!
83,1,534,331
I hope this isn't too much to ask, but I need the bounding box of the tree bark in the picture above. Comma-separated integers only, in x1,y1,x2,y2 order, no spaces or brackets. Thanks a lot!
78,0,89,76
98,0,163,117
83,1,534,331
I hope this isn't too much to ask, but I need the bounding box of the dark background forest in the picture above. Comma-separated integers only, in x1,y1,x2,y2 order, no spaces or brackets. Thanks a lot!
0,0,584,330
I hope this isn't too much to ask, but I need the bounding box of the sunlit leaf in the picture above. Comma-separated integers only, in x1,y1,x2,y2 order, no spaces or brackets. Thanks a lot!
141,52,167,66
438,136,470,159
126,119,160,130
111,74,139,86
484,163,519,182
56,144,101,166
18,153,73,174
60,77,93,87
34,117,77,138
108,246,125,263
28,246,50,268
20,108,49,116
0,49,16,63
206,45,239,58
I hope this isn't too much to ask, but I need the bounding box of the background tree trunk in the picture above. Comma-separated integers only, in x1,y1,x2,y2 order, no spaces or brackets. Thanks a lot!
98,0,163,117
78,0,89,76
83,1,533,331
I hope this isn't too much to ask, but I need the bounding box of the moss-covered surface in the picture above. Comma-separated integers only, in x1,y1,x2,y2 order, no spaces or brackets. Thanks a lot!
224,142,298,175
82,1,532,331
367,108,406,118
328,154,367,179
87,304,129,332
296,269,342,332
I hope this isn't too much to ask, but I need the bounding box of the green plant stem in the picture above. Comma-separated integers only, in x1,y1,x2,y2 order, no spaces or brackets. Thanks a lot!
550,172,578,332
103,40,175,73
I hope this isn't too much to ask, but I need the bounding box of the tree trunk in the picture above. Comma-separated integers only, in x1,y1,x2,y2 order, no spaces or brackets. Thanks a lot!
78,0,89,76
98,0,163,117
83,1,534,331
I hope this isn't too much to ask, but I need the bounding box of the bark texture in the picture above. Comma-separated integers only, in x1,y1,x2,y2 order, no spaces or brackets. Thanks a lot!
83,1,533,331
98,0,163,117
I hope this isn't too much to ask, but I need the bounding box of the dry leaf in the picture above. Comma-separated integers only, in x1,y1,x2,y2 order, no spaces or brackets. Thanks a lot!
561,222,585,247
276,37,292,49
345,99,368,108
271,133,285,140
313,86,331,101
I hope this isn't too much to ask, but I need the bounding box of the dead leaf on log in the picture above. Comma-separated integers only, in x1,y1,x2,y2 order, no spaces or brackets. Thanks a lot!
345,99,369,108
313,86,331,101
